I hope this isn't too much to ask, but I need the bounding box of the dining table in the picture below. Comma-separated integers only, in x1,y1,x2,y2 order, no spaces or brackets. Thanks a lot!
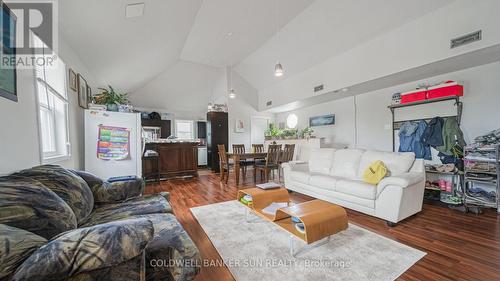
227,152,267,185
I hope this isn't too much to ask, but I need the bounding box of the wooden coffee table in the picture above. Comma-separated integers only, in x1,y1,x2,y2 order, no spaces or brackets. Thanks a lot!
237,187,348,256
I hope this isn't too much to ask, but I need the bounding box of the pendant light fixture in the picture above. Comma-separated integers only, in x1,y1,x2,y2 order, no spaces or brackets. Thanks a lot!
228,65,236,99
274,0,283,77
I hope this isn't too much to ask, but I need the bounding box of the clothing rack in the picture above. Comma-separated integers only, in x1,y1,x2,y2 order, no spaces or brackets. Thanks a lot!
388,96,463,152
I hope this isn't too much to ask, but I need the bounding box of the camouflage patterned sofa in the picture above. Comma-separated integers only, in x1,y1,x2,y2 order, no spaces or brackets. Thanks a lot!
0,165,201,281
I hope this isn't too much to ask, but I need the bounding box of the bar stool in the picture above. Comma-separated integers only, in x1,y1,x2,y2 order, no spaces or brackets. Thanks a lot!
143,148,160,183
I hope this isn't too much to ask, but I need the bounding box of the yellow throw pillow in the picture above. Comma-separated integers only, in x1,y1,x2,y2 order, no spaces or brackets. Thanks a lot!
363,160,388,185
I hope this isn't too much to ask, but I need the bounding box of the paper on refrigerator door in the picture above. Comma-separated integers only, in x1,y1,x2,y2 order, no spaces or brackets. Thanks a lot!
97,125,131,160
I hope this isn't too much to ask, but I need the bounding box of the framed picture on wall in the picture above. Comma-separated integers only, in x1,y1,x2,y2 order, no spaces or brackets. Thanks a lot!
86,84,92,102
309,114,335,127
77,74,88,108
235,119,245,133
68,68,77,92
0,3,18,102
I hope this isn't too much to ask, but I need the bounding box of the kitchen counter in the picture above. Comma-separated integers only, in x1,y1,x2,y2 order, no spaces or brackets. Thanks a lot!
146,139,199,144
143,142,198,179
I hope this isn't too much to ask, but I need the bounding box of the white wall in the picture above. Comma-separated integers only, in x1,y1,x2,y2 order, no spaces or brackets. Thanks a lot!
259,0,500,111
129,60,220,120
0,67,41,174
57,38,103,170
0,36,102,174
276,97,355,149
228,72,274,150
276,61,500,152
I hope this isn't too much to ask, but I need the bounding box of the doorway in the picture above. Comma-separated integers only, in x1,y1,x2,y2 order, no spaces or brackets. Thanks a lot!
251,117,270,145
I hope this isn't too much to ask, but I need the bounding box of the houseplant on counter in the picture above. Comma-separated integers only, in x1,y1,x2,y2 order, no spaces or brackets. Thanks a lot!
299,127,314,139
264,123,283,140
92,86,129,112
282,128,298,139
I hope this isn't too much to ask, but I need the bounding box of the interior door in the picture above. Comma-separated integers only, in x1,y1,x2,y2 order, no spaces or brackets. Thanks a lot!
251,117,270,145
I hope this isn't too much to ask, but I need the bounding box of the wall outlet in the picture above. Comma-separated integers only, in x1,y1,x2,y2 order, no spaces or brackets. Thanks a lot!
384,124,391,130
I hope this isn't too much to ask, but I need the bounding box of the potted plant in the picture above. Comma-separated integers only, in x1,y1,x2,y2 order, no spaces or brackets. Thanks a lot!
299,127,314,139
265,124,282,140
283,128,298,139
92,86,129,112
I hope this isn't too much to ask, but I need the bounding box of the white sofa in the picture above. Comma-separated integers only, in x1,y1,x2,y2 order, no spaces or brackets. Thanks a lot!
282,148,426,225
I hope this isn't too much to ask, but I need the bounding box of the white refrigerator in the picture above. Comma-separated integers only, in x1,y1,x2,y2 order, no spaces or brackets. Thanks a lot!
84,110,142,180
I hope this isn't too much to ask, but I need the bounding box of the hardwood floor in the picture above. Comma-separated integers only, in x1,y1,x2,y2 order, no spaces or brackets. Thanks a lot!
145,169,500,281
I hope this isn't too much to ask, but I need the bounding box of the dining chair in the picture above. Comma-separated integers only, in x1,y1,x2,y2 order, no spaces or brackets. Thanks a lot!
278,144,295,182
232,144,253,179
217,144,230,184
252,144,266,164
252,144,265,153
254,144,281,183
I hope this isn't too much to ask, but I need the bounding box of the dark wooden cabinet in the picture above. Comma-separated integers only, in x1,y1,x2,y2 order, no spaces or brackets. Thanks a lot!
142,142,198,179
141,119,171,138
197,121,207,139
207,112,228,173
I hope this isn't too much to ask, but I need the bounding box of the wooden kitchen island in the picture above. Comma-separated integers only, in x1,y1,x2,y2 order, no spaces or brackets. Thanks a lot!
143,141,198,180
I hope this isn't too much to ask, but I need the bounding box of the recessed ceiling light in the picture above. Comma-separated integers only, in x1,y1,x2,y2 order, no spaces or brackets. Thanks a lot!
126,3,145,18
341,88,349,92
227,32,233,37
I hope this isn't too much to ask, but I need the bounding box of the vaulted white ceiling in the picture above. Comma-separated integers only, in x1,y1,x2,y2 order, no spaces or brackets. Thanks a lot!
59,0,455,110
180,0,314,67
235,0,454,90
128,60,220,114
59,0,203,92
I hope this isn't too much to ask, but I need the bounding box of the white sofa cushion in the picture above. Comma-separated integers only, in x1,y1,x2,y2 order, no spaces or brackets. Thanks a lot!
290,170,310,185
357,151,415,178
336,179,376,200
330,149,364,179
309,148,336,175
309,174,337,191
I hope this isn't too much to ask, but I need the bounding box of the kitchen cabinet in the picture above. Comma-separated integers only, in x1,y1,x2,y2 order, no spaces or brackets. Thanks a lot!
141,119,171,138
207,112,228,173
197,121,207,139
142,142,198,179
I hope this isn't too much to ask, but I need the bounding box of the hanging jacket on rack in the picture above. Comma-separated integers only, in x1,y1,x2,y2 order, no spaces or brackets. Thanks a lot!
398,120,431,160
422,116,444,147
436,116,465,155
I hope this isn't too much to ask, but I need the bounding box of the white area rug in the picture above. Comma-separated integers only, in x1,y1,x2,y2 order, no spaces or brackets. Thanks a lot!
191,200,426,281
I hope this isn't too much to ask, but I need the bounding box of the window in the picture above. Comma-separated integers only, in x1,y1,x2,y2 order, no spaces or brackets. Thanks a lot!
175,120,194,140
33,34,70,162
286,114,298,129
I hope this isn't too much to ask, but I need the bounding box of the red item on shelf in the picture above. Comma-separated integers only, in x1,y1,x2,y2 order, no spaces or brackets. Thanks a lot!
400,89,427,104
427,81,463,100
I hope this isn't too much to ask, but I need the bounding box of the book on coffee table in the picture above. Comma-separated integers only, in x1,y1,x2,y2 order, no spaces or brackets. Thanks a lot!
256,182,282,190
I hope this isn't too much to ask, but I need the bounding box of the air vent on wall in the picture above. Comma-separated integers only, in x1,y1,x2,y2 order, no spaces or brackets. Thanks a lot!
314,84,324,92
266,101,273,107
451,30,482,49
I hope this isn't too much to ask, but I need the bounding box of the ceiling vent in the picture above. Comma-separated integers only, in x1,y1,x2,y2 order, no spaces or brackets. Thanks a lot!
126,3,145,18
266,101,273,107
314,84,324,93
451,30,482,49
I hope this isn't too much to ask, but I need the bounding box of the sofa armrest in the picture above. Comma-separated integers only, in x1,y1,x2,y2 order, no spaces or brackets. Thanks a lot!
102,178,145,202
92,179,144,204
282,161,309,172
377,172,425,197
70,170,145,204
12,219,154,281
